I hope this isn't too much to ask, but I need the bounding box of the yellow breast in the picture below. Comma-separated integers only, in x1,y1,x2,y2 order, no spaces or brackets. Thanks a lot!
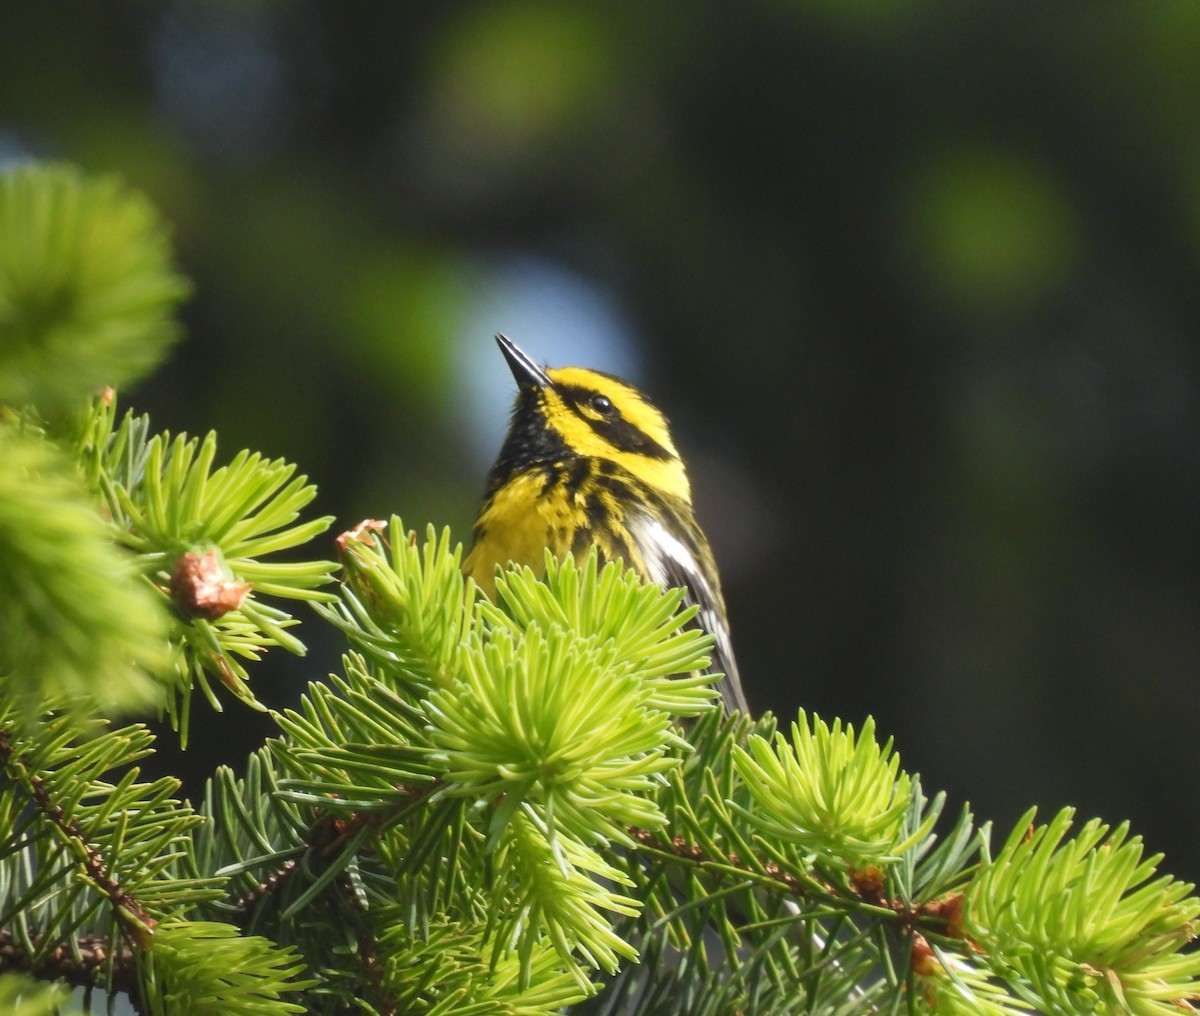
462,470,578,597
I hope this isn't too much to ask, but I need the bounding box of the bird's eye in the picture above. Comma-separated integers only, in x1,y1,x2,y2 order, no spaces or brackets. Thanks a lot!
590,394,614,415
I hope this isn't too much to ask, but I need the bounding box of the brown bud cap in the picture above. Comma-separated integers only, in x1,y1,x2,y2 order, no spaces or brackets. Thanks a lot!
336,518,387,555
171,550,251,620
911,933,939,977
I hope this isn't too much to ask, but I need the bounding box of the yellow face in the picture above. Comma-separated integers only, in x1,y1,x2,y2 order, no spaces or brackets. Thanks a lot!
536,366,691,503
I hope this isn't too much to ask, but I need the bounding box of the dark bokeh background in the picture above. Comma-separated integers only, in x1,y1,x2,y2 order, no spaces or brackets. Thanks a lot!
4,2,1198,882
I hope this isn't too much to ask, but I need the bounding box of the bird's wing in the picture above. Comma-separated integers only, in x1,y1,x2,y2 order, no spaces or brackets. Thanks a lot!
630,513,751,715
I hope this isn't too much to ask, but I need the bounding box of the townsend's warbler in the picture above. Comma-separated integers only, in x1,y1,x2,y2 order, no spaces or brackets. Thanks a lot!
463,334,750,714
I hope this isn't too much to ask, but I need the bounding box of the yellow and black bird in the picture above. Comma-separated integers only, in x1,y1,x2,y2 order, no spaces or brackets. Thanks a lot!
464,333,750,714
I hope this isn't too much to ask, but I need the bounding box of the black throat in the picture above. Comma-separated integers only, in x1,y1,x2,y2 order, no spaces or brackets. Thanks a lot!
483,389,573,496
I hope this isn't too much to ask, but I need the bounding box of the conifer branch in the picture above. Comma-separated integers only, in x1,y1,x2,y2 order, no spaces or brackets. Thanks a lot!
0,727,156,940
0,930,137,997
4,161,1200,1015
76,399,339,737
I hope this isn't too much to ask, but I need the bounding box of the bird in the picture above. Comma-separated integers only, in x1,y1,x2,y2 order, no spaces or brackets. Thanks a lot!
463,333,750,714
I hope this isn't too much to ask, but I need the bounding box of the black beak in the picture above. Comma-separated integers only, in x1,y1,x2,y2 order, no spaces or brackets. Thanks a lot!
496,333,553,389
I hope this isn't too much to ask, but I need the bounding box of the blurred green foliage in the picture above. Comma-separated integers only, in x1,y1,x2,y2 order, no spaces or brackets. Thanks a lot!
3,0,1198,884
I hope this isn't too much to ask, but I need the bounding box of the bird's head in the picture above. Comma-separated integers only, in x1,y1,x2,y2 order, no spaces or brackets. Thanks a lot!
493,333,691,502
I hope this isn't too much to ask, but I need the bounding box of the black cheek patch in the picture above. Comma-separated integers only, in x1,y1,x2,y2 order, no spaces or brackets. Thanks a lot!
558,384,674,460
586,415,673,459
